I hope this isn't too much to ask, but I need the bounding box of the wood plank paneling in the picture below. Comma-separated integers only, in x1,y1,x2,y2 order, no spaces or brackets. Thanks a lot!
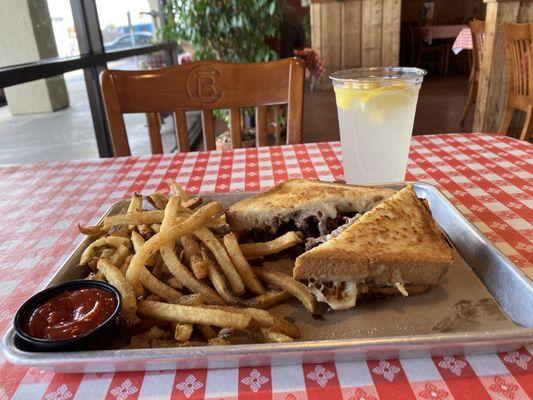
518,1,533,22
362,0,383,67
321,1,343,74
382,0,402,66
310,0,401,85
341,0,362,68
310,3,322,55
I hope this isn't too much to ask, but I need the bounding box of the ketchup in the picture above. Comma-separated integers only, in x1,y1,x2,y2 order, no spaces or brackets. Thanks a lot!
21,288,117,340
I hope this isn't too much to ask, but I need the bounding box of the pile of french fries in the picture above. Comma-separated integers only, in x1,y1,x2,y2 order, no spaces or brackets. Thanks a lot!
78,180,317,348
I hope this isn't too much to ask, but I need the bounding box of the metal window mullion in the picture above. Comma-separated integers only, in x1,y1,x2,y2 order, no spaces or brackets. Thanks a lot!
70,0,114,157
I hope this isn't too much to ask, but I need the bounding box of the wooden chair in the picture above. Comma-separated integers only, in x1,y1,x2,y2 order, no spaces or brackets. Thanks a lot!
100,58,305,156
460,20,485,125
498,23,533,140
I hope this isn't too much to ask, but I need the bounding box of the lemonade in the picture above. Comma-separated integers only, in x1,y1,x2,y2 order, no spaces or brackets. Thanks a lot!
331,68,425,184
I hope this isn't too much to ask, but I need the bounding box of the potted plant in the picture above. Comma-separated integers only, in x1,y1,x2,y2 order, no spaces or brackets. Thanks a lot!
162,0,286,149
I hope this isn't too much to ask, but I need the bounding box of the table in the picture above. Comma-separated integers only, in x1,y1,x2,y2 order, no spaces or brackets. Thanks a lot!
0,134,531,399
452,27,473,55
421,24,468,45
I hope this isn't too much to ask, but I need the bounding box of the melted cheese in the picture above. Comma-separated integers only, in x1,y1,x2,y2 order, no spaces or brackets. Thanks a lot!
307,280,358,310
307,278,409,310
394,282,409,297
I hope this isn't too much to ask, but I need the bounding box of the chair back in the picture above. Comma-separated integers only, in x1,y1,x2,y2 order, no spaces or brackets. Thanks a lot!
503,22,533,112
100,58,305,156
470,20,485,81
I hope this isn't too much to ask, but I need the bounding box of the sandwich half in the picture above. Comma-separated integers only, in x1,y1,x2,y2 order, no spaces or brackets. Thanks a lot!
294,185,454,310
226,179,396,247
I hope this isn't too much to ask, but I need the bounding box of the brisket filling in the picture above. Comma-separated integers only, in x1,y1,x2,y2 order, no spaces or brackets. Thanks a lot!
240,210,359,255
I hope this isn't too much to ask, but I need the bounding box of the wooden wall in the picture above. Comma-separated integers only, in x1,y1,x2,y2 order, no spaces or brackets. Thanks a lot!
310,0,401,84
401,0,485,24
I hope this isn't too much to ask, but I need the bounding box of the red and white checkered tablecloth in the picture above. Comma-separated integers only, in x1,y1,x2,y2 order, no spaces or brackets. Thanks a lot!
0,133,531,400
452,27,473,54
421,24,469,44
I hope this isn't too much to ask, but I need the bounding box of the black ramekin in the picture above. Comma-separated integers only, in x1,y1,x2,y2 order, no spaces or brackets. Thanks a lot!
14,279,122,352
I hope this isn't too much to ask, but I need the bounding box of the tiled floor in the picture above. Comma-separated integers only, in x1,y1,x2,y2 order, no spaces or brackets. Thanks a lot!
0,71,473,164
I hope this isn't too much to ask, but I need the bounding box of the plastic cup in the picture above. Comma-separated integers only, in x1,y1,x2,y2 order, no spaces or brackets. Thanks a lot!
330,67,426,184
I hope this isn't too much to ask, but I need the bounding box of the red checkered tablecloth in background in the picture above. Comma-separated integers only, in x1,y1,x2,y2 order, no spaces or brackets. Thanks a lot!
0,134,531,399
421,24,468,44
452,27,474,54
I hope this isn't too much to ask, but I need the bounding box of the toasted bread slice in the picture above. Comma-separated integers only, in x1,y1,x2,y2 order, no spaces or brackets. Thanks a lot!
294,185,453,286
226,179,396,236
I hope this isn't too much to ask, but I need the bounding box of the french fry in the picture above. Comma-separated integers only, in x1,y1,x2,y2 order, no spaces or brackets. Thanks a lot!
81,236,131,264
168,179,190,201
127,193,143,231
96,258,138,324
190,255,208,279
108,203,133,237
103,210,164,227
126,202,222,291
140,267,182,302
223,232,265,295
137,223,154,239
162,246,224,305
206,218,231,235
182,197,202,209
150,255,166,279
130,230,144,253
242,290,292,309
86,271,105,281
127,192,143,213
202,249,241,305
147,193,169,210
151,224,161,233
77,222,108,237
240,232,302,259
208,337,230,346
109,244,130,267
173,294,204,306
121,254,133,274
206,305,299,338
130,326,173,348
172,323,193,342
198,324,217,340
166,276,183,290
195,227,245,295
180,235,208,279
253,267,317,313
131,231,156,267
138,300,252,329
160,197,224,305
133,326,171,341
262,258,295,275
256,328,294,343
98,248,114,260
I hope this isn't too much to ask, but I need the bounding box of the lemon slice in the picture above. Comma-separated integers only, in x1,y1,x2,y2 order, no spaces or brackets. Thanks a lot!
335,83,418,121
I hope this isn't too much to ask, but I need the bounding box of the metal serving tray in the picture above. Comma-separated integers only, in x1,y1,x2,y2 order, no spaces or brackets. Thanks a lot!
3,182,533,372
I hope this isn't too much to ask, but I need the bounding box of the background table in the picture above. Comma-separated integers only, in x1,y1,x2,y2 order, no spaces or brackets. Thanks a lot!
452,27,473,54
421,24,468,45
0,133,531,399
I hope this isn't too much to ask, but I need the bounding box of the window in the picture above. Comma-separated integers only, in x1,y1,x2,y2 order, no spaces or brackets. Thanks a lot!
96,0,162,52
